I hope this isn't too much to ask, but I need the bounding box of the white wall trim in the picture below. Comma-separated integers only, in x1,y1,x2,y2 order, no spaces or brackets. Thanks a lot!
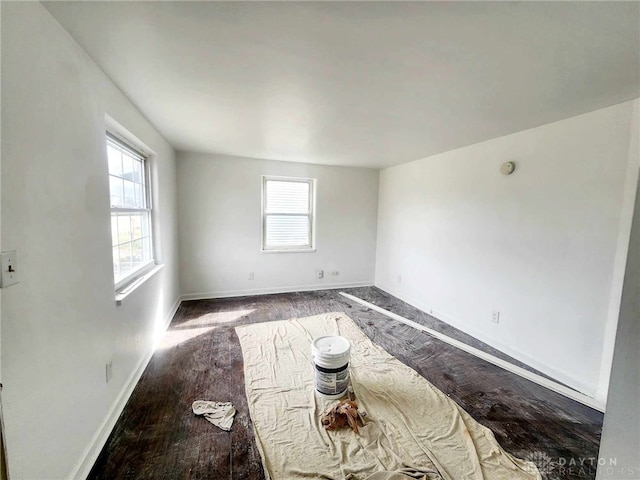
181,281,373,301
342,290,605,412
69,296,182,480
373,283,600,402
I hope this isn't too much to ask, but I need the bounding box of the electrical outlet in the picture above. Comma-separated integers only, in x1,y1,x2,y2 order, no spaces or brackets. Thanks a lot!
316,270,324,280
330,271,339,276
397,275,402,284
491,310,500,324
105,360,113,383
248,272,254,280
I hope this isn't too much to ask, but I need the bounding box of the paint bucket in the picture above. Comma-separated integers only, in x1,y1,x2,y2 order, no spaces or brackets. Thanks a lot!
311,336,351,399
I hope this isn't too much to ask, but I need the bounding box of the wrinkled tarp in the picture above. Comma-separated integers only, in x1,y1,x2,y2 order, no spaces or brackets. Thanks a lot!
235,312,541,480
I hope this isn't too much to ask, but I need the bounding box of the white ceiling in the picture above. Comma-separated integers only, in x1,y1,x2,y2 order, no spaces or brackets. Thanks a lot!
44,1,639,169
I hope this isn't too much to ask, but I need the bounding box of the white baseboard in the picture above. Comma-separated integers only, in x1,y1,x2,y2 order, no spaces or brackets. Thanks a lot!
374,283,598,401
69,296,182,480
181,281,373,301
348,288,604,411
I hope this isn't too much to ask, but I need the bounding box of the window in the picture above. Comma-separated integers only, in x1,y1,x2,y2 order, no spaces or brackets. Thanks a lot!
107,133,154,288
262,176,315,252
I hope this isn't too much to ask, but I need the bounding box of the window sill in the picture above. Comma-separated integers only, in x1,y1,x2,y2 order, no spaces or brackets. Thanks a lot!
261,248,316,254
115,264,164,305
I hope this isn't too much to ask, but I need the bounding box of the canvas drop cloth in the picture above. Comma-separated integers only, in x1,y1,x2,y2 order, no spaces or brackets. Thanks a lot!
235,312,541,480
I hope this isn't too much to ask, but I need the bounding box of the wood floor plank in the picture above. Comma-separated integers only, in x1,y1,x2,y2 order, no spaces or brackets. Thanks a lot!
88,287,603,480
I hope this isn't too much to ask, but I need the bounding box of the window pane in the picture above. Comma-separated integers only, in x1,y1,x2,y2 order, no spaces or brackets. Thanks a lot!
143,237,152,262
123,180,137,208
119,243,132,276
265,180,309,214
131,239,143,269
141,212,150,238
134,183,143,208
109,176,124,207
107,146,123,177
131,213,142,240
265,215,310,247
117,214,132,244
111,215,119,247
133,159,143,184
113,246,120,278
122,154,134,182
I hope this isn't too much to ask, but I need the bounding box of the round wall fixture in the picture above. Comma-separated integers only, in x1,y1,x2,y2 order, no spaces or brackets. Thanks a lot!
500,161,516,175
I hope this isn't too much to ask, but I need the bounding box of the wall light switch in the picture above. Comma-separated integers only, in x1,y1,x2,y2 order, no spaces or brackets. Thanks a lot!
0,251,18,288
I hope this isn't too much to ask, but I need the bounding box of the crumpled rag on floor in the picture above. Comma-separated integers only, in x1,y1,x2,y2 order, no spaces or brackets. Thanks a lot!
192,400,236,431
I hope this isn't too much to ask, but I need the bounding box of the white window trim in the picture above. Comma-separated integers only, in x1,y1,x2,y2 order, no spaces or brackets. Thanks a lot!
261,175,316,253
107,130,157,292
114,260,157,293
115,264,164,305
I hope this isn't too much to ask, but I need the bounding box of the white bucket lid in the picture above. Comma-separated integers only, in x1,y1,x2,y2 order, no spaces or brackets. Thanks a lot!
312,336,350,358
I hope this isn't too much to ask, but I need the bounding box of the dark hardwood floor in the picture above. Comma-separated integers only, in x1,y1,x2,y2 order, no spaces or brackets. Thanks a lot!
88,287,603,480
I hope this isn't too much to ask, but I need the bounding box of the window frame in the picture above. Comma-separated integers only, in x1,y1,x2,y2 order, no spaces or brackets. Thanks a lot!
106,131,156,291
261,175,316,253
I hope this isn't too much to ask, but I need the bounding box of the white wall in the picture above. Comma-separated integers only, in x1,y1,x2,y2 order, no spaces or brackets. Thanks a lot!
177,152,378,298
375,100,639,401
1,3,180,479
596,100,640,479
